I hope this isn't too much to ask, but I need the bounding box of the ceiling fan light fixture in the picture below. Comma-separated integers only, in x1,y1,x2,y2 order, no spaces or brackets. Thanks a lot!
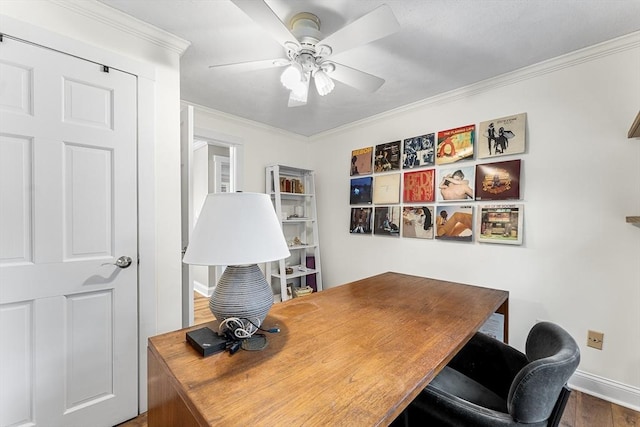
313,69,335,96
280,63,303,91
289,73,310,106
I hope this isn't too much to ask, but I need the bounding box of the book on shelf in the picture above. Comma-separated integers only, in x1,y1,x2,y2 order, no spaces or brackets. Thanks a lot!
279,177,304,194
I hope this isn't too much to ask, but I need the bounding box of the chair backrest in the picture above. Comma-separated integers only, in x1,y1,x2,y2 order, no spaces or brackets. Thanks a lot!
507,322,580,424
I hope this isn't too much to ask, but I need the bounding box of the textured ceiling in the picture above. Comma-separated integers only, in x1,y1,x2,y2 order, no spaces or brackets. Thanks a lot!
98,0,640,136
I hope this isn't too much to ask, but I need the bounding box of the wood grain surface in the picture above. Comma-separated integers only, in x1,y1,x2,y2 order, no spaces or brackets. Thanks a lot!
147,272,508,426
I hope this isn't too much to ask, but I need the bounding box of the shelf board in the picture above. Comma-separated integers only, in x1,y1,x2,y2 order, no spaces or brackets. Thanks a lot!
270,192,314,198
271,267,318,280
282,218,315,223
287,244,318,250
626,216,640,226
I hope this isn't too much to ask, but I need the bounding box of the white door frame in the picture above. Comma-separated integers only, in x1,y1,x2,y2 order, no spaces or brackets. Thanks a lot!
180,118,244,326
0,16,159,413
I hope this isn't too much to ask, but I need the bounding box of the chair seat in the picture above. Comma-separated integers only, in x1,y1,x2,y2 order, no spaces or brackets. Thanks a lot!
428,366,507,413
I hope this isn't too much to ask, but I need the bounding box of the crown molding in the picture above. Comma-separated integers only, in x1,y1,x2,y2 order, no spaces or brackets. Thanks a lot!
184,100,310,141
310,31,640,142
50,0,191,55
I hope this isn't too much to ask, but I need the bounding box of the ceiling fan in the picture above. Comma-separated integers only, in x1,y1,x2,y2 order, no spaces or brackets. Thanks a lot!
209,0,400,107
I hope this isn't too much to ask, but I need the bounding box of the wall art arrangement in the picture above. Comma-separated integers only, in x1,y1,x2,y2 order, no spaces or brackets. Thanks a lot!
348,113,527,245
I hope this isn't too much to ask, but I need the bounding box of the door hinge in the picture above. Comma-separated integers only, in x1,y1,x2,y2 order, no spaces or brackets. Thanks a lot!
102,65,110,73
0,34,4,43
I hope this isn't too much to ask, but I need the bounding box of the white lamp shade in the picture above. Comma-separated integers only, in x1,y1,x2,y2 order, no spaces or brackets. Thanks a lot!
183,192,290,266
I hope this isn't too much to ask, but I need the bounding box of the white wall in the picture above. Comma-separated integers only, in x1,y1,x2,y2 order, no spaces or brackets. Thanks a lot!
307,34,640,406
192,105,313,191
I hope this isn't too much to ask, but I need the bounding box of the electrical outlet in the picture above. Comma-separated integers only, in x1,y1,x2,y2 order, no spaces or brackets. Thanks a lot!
587,330,604,350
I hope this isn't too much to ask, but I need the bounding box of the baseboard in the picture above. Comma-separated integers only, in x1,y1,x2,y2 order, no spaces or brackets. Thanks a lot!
569,370,640,412
193,280,213,297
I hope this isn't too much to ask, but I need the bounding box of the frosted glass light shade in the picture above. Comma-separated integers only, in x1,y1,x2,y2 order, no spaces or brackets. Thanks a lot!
313,69,335,96
280,63,303,92
183,192,290,266
290,74,310,103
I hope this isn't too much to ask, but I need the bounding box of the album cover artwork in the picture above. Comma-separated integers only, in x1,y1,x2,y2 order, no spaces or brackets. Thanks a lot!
436,165,475,202
436,125,475,165
374,140,401,172
478,204,524,245
373,173,401,204
350,207,372,234
402,206,434,239
403,169,435,203
402,133,435,169
374,206,401,237
435,205,474,242
350,176,373,205
350,146,373,176
475,160,521,201
478,113,526,159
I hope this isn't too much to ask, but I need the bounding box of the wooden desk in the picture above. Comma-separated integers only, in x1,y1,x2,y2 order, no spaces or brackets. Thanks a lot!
148,272,508,426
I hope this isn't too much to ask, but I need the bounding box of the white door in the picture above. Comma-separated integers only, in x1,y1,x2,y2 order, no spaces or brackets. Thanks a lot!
0,37,138,426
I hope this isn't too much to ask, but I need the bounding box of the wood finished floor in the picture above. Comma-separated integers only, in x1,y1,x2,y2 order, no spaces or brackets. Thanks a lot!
118,294,639,427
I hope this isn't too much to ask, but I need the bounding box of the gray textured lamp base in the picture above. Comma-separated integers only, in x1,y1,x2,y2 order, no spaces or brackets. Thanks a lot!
209,264,273,323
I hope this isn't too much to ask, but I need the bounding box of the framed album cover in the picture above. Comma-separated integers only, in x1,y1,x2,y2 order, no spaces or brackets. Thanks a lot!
402,133,435,169
374,141,401,172
436,125,475,165
403,169,435,203
435,205,474,242
350,207,372,234
475,159,521,201
350,176,373,205
402,206,434,239
478,204,524,245
374,205,401,237
436,165,475,202
350,146,373,176
478,113,526,159
373,173,401,204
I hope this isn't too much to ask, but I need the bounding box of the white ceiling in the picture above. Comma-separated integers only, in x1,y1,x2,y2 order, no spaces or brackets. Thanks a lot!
98,0,640,137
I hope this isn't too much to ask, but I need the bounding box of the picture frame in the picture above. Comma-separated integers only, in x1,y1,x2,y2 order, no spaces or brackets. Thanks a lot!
478,204,524,245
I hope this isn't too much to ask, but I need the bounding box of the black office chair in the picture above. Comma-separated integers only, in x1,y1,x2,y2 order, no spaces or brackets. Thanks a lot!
403,321,580,427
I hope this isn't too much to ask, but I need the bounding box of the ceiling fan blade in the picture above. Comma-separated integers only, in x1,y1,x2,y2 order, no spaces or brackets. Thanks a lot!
208,58,288,73
329,63,385,93
317,4,399,58
231,0,300,49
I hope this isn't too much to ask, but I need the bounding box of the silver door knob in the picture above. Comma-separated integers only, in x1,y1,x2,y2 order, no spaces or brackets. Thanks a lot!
114,256,133,268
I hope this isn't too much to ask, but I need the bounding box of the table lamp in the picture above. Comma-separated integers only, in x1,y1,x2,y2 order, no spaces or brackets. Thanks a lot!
182,192,290,325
